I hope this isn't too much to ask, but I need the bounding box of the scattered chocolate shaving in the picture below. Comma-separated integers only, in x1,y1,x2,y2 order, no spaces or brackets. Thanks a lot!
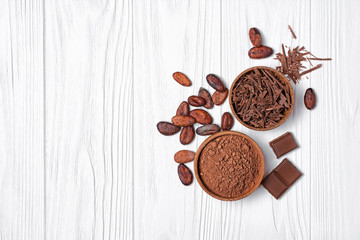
299,64,322,76
230,68,292,129
306,57,313,67
288,25,297,39
275,44,331,84
308,57,332,61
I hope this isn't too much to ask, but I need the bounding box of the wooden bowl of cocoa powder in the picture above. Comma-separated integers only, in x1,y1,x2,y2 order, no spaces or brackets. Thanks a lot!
229,66,294,131
194,131,264,201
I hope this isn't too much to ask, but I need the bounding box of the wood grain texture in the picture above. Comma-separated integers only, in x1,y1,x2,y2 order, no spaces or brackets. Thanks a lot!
0,0,45,239
133,0,223,239
44,0,133,239
310,0,360,239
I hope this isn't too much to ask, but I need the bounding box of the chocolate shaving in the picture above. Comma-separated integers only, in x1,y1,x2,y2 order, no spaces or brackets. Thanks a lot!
275,44,331,84
231,68,292,129
308,57,332,61
288,25,297,39
306,57,313,67
299,64,322,76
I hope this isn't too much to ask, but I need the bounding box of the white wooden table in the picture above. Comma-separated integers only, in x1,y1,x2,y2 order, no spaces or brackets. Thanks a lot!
0,0,359,239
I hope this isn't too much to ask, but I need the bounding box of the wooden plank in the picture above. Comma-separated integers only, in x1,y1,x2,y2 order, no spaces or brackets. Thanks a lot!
0,0,45,239
133,0,223,239
310,0,360,238
221,0,312,239
44,0,133,239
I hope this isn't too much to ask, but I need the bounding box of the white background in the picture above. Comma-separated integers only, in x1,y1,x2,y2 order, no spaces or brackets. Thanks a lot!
0,0,359,239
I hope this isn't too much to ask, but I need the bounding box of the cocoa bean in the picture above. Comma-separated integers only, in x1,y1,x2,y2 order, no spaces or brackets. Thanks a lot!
176,101,190,115
206,74,226,92
196,124,220,136
173,72,191,86
188,96,206,107
174,150,195,163
178,164,193,185
248,46,273,59
212,88,228,105
157,121,181,135
198,87,214,109
304,88,316,110
221,112,234,131
180,126,195,145
249,27,262,47
189,109,213,125
171,115,196,127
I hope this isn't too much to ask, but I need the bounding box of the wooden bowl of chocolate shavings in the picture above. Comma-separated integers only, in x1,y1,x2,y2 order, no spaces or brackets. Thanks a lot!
194,131,264,201
229,66,294,131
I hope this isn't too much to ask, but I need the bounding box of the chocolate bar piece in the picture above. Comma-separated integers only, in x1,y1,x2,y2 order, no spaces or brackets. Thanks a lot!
274,158,302,186
269,132,298,158
262,158,302,199
261,172,288,199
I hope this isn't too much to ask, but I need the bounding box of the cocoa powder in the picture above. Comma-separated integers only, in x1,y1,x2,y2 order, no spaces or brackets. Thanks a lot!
198,134,262,198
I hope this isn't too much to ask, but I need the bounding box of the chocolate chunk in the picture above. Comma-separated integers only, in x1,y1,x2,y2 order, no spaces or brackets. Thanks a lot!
261,172,288,199
262,158,302,199
269,132,298,158
274,158,302,186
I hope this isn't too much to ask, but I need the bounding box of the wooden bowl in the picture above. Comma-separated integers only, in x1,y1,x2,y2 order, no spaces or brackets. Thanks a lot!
229,66,294,131
194,131,264,201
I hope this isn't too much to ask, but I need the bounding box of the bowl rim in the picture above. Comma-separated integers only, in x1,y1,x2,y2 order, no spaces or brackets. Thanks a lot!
194,131,265,201
229,66,295,131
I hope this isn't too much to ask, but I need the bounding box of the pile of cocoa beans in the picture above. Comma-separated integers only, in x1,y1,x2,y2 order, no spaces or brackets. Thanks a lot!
157,72,234,186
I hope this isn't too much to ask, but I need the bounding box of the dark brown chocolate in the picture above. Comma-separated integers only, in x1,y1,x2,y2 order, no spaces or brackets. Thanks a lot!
274,44,331,84
230,68,292,129
288,25,297,39
261,172,288,199
262,158,302,199
274,159,302,186
269,132,298,158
